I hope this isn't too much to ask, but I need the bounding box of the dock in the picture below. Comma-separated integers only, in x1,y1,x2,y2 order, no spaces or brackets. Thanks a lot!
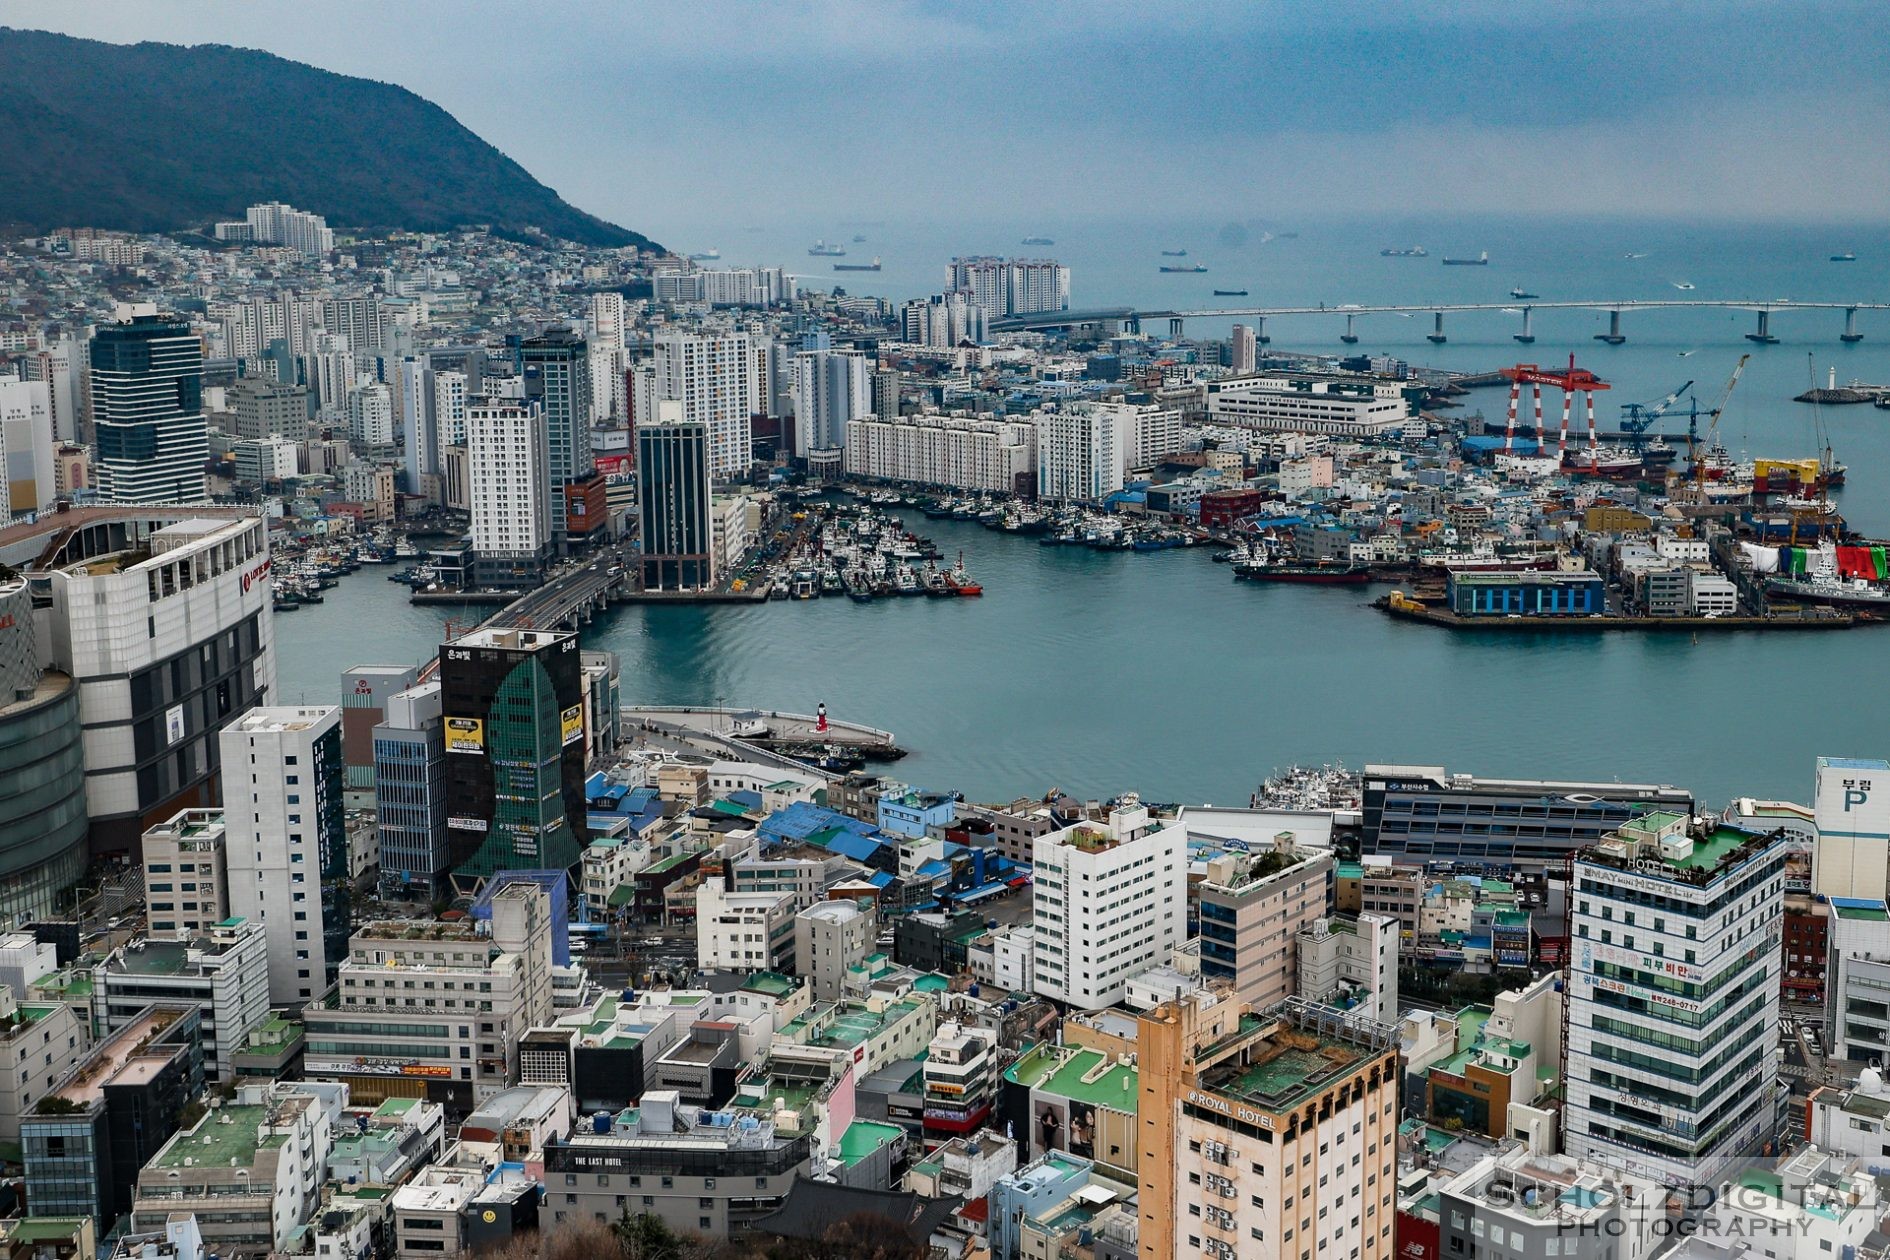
623,706,904,780
1374,595,1857,632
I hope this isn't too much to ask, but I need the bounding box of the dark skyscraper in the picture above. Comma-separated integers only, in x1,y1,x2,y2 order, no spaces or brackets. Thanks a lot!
521,326,592,485
636,403,715,591
90,304,207,503
438,627,589,893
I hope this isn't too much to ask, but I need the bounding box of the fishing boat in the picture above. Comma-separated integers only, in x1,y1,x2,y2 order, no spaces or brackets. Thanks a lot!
945,555,982,596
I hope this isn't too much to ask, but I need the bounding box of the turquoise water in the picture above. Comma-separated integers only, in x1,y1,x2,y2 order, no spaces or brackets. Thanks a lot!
271,215,1890,809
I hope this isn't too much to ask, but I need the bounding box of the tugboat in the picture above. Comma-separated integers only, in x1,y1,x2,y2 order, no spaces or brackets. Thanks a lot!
945,554,982,597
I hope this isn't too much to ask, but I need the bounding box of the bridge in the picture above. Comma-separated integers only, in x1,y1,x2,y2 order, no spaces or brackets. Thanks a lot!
992,299,1889,345
487,547,632,631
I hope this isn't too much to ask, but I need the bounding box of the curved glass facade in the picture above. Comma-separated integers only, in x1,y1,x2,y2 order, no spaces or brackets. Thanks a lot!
0,677,90,921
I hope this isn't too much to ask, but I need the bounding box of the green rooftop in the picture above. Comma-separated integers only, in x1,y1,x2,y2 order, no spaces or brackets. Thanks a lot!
1836,903,1890,922
153,1105,285,1169
1004,1043,1139,1109
607,884,637,907
4,1219,91,1243
645,851,697,875
744,971,799,997
244,1014,303,1054
1667,827,1762,872
373,1096,419,1116
32,970,93,998
836,1120,904,1167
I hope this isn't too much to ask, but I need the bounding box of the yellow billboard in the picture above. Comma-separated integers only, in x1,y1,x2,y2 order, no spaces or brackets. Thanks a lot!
445,716,485,754
560,704,585,747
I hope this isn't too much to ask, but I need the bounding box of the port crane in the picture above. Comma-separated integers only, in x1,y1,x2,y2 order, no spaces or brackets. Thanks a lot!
1684,354,1750,498
1618,381,1692,451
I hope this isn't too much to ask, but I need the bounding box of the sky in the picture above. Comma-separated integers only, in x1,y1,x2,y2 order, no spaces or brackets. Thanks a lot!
4,0,1888,239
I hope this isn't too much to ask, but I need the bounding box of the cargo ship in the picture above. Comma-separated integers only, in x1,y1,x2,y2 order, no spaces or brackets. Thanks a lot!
833,257,881,271
1380,246,1427,257
808,240,846,256
1160,264,1208,273
1832,252,1858,262
1022,236,1054,246
1443,251,1490,266
1213,289,1249,296
1233,555,1370,584
1161,249,1189,257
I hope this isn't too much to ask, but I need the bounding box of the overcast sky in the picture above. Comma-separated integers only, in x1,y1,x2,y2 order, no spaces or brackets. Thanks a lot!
5,0,1887,238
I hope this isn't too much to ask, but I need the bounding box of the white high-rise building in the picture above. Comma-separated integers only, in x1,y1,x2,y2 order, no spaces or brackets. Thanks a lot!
467,400,554,562
700,268,789,308
301,332,356,410
901,293,988,348
588,292,625,351
790,347,870,457
1035,402,1127,502
347,381,394,453
399,356,439,489
1564,811,1785,1188
649,331,757,478
588,293,627,423
221,706,346,1006
1814,756,1890,900
1030,798,1185,1008
947,257,1007,315
0,376,56,518
21,338,84,443
1005,259,1070,316
434,370,468,448
244,202,334,255
843,414,1036,494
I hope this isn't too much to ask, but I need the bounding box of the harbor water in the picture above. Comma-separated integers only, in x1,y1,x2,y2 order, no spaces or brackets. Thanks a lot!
275,214,1890,809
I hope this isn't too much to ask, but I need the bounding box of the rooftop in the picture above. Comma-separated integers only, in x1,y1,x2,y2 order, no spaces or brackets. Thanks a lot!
152,1104,284,1170
1196,1000,1398,1115
836,1120,904,1167
1004,1043,1139,1108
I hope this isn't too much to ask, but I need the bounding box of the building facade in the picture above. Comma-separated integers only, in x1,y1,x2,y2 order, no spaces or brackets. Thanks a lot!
1031,800,1185,1008
467,400,554,586
91,305,209,504
636,402,716,591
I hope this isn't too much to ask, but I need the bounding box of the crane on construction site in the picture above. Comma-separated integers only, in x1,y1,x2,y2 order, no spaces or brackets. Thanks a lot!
1618,380,1693,451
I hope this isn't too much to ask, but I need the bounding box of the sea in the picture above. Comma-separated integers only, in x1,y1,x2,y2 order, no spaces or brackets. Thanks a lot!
273,213,1890,811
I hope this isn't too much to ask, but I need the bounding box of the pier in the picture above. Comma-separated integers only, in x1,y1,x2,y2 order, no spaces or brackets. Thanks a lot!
994,299,1890,345
1375,594,1858,632
623,705,903,780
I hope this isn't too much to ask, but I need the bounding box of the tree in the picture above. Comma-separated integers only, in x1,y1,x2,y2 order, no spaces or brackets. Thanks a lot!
767,1214,924,1260
613,1209,684,1260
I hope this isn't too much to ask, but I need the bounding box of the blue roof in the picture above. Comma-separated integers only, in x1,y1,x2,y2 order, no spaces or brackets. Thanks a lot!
1250,515,1304,529
914,858,952,880
1461,435,1541,453
759,801,876,845
727,789,763,810
825,832,886,864
866,871,895,889
959,880,1009,902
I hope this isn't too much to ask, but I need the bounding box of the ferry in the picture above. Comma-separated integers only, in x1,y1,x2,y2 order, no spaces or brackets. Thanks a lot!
1380,247,1427,258
1160,264,1208,274
1443,251,1489,266
808,240,847,257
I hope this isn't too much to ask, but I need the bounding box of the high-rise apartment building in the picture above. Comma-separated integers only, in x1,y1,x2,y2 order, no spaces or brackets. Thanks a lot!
439,627,589,892
466,399,554,586
242,201,334,255
1031,798,1185,1008
301,331,356,410
902,293,988,348
91,304,208,504
374,681,449,899
587,293,627,421
1035,403,1127,502
946,256,1069,316
649,331,756,477
843,413,1036,494
21,337,84,443
636,401,715,591
790,347,870,458
1137,992,1400,1260
347,380,394,453
871,368,901,420
399,355,440,490
1563,811,1785,1187
220,706,348,1006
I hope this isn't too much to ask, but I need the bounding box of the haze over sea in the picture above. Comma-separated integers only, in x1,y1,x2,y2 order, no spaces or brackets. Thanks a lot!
284,213,1890,810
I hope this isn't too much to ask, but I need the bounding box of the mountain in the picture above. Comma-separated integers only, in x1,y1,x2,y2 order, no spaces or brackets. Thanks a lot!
0,28,656,250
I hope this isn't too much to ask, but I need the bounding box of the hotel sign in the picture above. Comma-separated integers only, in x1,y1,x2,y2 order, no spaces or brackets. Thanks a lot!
1185,1089,1275,1130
